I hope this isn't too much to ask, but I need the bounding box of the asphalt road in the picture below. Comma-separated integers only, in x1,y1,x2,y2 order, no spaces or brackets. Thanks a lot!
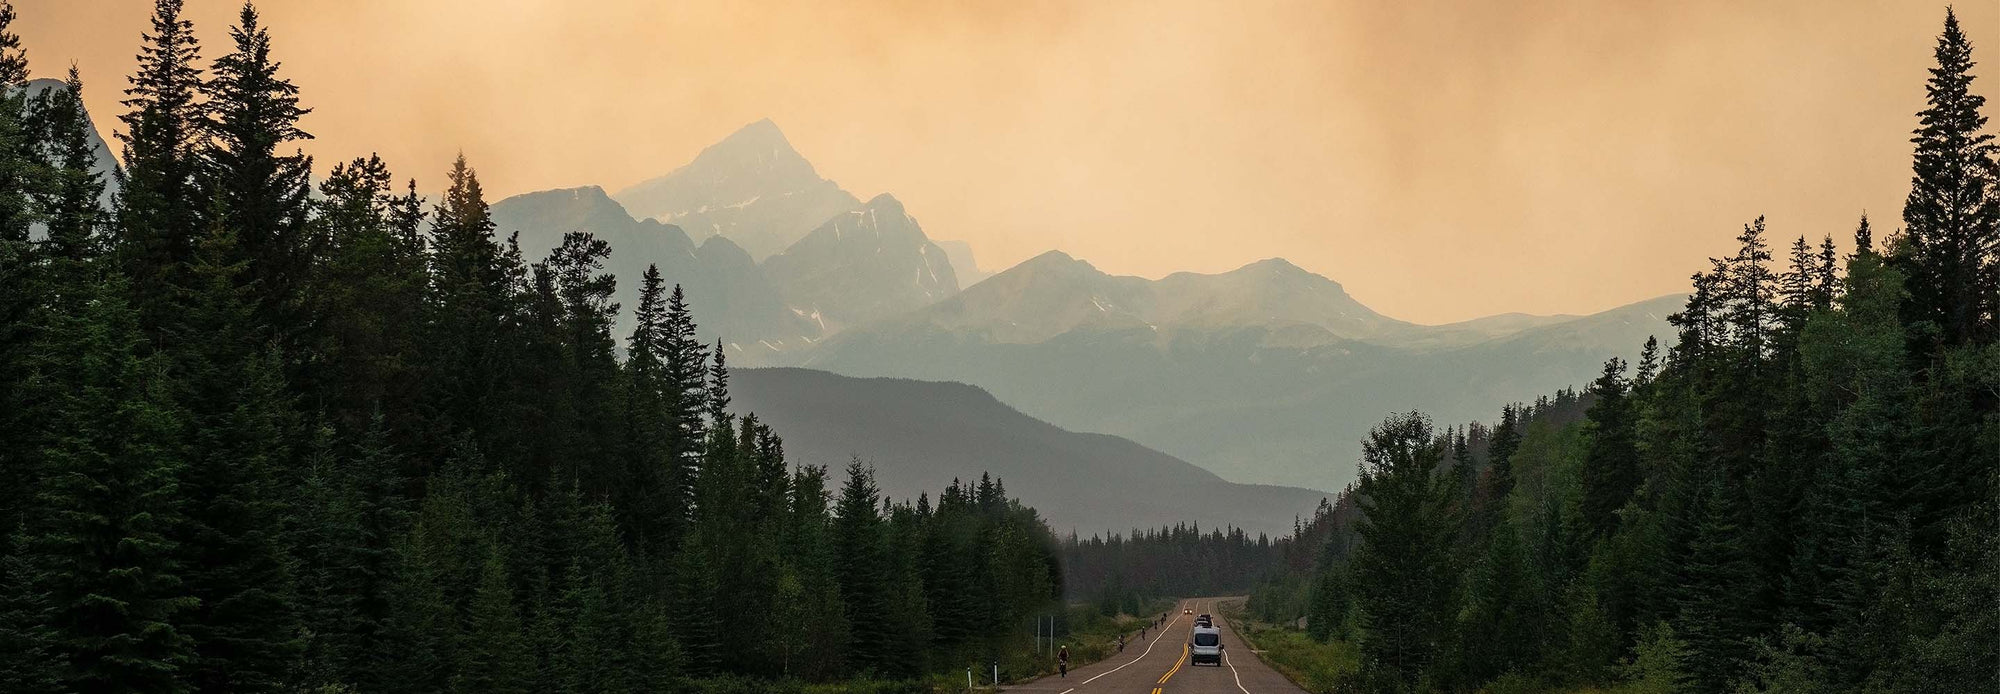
1004,597,1307,694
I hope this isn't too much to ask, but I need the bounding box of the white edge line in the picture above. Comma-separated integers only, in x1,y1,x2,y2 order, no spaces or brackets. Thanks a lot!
1224,651,1250,694
1077,602,1191,686
1219,599,1251,694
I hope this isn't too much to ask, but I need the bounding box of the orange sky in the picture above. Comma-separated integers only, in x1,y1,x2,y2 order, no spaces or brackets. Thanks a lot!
17,0,1997,323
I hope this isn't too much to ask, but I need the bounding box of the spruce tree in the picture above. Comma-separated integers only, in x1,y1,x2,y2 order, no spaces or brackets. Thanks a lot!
32,69,105,263
0,0,32,248
423,155,516,458
0,2,36,510
172,224,303,694
833,459,890,675
116,0,208,338
0,64,95,689
1456,517,1545,686
786,465,849,679
202,2,314,348
451,545,534,694
663,284,708,472
618,265,678,551
1896,7,1998,347
1487,403,1522,500
1349,412,1462,683
1580,358,1638,538
304,156,428,437
666,531,723,677
1673,475,1763,693
17,268,198,692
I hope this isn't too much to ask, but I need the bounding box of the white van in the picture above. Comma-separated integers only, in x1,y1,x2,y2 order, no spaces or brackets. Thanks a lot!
1189,626,1223,666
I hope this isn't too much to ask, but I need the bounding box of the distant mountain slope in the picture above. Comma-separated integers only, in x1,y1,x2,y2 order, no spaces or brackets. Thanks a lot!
935,240,990,286
729,368,1331,537
500,121,966,361
762,194,959,333
494,118,1679,493
22,78,119,208
611,119,859,260
842,251,1412,348
491,185,815,347
799,248,1683,490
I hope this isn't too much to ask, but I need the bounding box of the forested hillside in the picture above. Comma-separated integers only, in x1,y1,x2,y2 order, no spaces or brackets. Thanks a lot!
1062,521,1303,617
727,367,1330,537
0,2,1062,691
1248,11,1998,692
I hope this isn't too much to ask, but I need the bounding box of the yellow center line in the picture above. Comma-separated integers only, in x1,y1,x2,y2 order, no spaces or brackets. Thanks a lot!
1151,600,1197,689
1156,644,1188,684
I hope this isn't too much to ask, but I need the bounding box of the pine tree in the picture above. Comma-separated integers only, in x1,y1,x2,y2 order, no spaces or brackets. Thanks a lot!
287,418,409,690
1724,217,1776,361
528,231,620,496
1813,234,1841,310
32,69,105,263
1635,335,1661,387
879,503,935,679
372,529,452,694
1896,7,1998,347
1778,235,1818,338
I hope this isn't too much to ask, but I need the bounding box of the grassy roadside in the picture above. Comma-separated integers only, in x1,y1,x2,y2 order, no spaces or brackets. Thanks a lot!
1003,601,1173,683
1215,603,1678,694
1218,601,1362,694
675,602,1172,694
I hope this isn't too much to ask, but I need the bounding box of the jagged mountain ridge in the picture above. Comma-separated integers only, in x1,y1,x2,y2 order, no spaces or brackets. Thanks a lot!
490,185,818,350
761,194,959,334
478,117,1680,495
823,250,1419,349
800,268,1682,490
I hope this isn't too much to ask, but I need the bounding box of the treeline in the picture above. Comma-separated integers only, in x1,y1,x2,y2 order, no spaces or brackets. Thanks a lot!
1252,10,1996,694
1062,522,1290,615
0,2,1061,692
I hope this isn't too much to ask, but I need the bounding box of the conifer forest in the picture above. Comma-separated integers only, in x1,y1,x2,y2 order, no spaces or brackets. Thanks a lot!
1,2,1995,694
